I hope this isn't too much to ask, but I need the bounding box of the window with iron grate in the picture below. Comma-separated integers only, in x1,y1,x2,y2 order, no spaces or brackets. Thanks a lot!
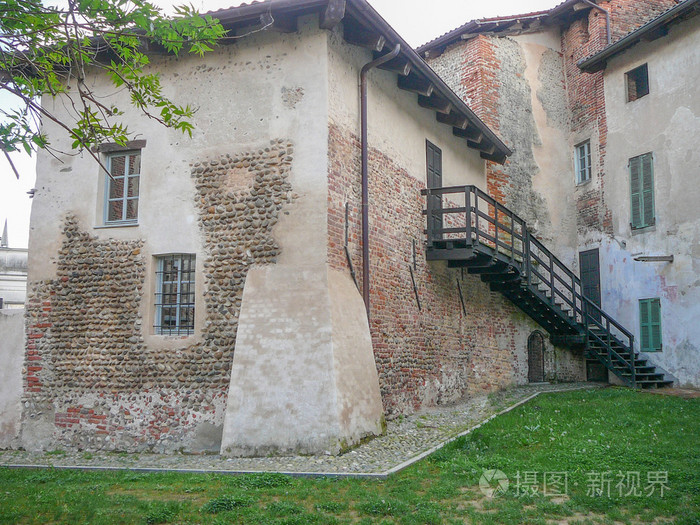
155,254,195,335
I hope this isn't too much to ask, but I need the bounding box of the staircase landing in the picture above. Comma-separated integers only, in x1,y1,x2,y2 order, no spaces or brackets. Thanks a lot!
422,185,672,389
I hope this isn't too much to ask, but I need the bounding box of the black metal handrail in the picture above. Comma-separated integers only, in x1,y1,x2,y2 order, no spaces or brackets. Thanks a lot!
422,185,636,386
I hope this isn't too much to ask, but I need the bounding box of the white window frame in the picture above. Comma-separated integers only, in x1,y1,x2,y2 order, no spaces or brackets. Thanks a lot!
154,254,195,336
104,150,140,224
575,140,592,185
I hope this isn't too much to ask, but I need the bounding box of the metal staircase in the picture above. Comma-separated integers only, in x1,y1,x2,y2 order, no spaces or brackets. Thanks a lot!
422,185,672,389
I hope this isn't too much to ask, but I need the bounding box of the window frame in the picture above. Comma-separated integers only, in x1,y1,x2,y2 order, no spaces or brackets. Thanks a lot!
625,63,649,102
639,298,662,352
629,152,655,230
154,254,196,336
574,140,592,185
104,150,141,225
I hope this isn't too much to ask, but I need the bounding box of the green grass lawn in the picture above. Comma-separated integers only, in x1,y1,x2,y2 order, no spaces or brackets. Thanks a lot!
1,388,698,524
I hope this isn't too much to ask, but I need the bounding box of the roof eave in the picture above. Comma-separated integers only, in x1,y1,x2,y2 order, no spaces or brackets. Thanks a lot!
578,0,700,72
346,1,511,161
200,0,511,162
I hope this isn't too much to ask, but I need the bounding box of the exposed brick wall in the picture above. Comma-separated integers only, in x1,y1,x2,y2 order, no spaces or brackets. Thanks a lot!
429,36,500,133
21,141,294,452
428,35,557,246
327,122,582,416
606,0,678,42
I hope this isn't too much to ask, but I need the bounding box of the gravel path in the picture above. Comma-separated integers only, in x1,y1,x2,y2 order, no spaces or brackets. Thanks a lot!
0,382,601,477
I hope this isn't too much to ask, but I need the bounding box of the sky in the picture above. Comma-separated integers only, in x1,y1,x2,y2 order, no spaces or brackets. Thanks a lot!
0,0,563,248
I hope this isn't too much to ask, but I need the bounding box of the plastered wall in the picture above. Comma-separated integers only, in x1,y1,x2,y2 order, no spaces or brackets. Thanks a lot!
595,19,700,386
0,310,24,449
23,16,331,451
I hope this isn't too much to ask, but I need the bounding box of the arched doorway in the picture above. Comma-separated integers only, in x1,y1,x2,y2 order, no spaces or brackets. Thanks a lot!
528,331,546,383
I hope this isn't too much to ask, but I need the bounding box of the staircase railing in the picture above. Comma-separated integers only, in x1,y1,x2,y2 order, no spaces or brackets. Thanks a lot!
422,184,636,386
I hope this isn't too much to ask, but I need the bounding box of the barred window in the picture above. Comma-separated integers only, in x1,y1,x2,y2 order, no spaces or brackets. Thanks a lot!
155,254,195,335
105,151,140,224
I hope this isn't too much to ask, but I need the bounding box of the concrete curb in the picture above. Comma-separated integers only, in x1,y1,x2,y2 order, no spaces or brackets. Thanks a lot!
2,385,596,479
2,463,387,479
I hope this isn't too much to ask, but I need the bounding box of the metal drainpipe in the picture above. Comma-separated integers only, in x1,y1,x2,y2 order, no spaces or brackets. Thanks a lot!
360,43,401,319
581,0,612,45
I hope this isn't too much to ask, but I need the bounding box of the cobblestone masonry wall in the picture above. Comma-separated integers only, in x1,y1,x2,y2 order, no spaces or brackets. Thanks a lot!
327,123,583,416
21,140,294,452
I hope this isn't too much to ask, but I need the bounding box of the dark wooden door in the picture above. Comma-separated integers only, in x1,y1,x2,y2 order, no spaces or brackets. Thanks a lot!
579,248,601,322
527,331,545,383
426,140,443,240
586,359,609,382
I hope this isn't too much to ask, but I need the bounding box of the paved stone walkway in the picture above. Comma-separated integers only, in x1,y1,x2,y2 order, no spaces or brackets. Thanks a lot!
0,382,601,478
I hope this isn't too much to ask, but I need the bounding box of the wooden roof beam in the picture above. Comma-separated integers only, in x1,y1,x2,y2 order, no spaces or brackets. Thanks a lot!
344,20,386,51
377,55,411,76
437,111,469,129
418,93,452,114
397,74,433,96
481,150,508,164
453,126,483,142
260,12,298,33
642,24,669,41
423,46,445,59
468,139,496,155
319,0,346,29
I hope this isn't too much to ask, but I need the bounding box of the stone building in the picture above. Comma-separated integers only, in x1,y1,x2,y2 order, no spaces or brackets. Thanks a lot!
18,0,588,455
418,0,700,387
17,0,696,456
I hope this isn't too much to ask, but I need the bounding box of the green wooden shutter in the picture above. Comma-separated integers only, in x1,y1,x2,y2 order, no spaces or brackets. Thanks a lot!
641,153,655,227
649,298,662,351
630,153,655,229
639,299,651,351
630,156,643,228
639,298,662,352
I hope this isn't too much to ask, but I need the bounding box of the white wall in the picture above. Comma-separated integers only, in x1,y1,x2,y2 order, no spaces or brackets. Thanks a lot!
595,19,700,386
511,30,578,269
30,15,330,346
327,28,485,189
0,309,24,448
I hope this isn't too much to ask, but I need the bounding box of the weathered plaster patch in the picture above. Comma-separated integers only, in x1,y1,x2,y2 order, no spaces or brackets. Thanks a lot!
281,86,305,109
537,48,570,132
491,37,550,233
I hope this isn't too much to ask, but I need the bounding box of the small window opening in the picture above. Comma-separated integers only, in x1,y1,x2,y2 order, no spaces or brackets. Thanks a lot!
626,64,649,102
575,140,592,185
